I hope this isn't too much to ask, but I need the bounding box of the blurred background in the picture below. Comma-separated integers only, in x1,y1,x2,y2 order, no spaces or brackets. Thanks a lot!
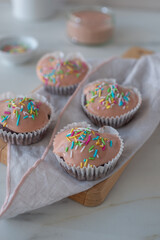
0,0,159,93
1,0,160,10
67,0,160,11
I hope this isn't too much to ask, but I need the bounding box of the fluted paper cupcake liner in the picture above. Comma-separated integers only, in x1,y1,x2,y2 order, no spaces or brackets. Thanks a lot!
53,121,124,181
0,92,55,145
44,82,79,95
37,51,91,96
81,79,142,128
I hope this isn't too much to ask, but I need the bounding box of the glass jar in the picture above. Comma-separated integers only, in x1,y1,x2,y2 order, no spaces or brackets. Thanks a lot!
66,6,114,45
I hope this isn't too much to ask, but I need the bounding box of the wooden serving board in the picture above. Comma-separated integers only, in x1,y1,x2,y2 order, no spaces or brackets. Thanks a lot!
0,47,153,207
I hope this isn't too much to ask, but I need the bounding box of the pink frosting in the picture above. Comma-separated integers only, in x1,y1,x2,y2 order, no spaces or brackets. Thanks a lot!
0,97,51,133
37,56,89,87
83,81,139,118
53,126,121,167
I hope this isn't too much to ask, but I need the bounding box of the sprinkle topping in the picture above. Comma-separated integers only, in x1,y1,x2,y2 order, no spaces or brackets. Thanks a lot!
65,127,113,168
39,58,88,87
1,97,41,128
2,43,28,54
85,82,131,110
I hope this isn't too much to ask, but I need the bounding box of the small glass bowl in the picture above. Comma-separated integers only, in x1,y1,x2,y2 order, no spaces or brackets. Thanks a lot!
0,36,38,65
66,6,114,45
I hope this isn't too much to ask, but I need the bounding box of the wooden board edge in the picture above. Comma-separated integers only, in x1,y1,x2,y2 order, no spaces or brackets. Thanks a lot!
69,158,131,206
122,46,153,59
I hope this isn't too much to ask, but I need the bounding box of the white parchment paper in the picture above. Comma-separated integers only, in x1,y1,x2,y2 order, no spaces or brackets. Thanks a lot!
1,54,160,218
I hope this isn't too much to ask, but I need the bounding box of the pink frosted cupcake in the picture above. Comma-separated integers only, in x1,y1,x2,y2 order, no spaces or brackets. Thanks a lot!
36,51,90,95
53,122,123,181
81,79,142,127
0,93,54,145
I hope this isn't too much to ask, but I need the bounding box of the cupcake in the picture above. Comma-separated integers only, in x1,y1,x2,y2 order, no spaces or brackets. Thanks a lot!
0,93,54,145
81,79,142,128
36,51,90,95
53,122,123,181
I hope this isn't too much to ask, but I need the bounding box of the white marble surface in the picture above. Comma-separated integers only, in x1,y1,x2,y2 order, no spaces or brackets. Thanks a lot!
0,2,160,240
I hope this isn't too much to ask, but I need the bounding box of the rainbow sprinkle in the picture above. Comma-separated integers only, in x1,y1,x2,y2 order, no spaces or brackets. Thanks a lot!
65,127,113,167
2,43,28,54
39,58,88,87
110,140,113,147
85,82,131,110
1,97,41,128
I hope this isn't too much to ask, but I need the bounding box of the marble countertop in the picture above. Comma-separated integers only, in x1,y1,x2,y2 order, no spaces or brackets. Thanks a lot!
0,2,160,240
